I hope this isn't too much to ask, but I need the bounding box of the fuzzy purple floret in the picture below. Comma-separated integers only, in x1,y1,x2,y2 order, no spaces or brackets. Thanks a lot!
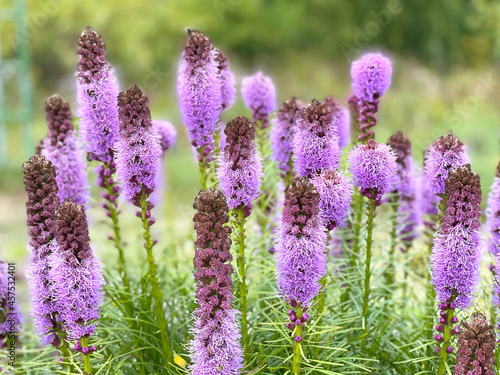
348,139,397,196
217,116,263,214
42,95,89,207
431,166,481,309
152,120,177,155
424,132,469,195
214,48,236,111
270,97,303,175
323,97,350,149
485,163,500,258
178,29,221,157
77,27,120,164
116,85,161,206
311,170,353,230
275,178,327,307
351,53,392,102
241,71,276,128
293,100,341,178
50,202,103,340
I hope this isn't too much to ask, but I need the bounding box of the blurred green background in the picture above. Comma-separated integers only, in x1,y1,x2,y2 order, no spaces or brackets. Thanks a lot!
1,0,500,264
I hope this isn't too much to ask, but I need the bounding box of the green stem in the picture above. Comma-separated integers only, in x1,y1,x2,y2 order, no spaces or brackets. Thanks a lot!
438,308,455,375
362,197,376,348
425,239,437,361
386,201,398,286
236,207,250,360
292,304,303,375
140,196,172,366
81,337,92,374
352,191,364,258
56,325,75,373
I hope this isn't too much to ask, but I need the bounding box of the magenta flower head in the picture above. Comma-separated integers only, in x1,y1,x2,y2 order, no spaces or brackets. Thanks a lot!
213,48,236,111
424,132,470,195
178,29,221,161
485,161,500,258
42,95,89,207
431,165,481,309
455,313,496,375
351,53,392,102
22,155,61,345
116,85,161,206
190,188,243,375
241,71,276,128
77,27,120,164
348,139,397,205
50,201,103,340
275,178,327,307
311,170,354,230
152,120,177,155
217,116,263,215
323,97,350,149
293,100,341,178
270,97,303,176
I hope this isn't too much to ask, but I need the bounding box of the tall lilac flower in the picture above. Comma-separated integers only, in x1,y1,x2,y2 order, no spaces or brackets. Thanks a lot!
424,132,469,196
217,116,263,216
77,27,120,164
485,161,500,258
153,120,177,155
115,85,161,206
348,139,397,205
348,53,392,143
178,29,221,164
241,71,276,128
417,166,441,234
270,97,303,178
323,97,350,149
311,170,353,230
42,95,89,207
50,201,103,340
293,100,341,178
214,48,236,111
190,188,243,375
22,155,61,346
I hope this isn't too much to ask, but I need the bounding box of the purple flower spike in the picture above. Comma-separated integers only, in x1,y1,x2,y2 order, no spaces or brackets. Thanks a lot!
431,165,481,309
493,257,500,316
217,116,263,215
323,97,350,149
293,100,341,178
190,188,243,375
270,97,303,175
348,139,397,204
241,71,276,128
116,85,161,206
351,53,392,102
178,29,221,160
50,201,104,340
311,170,354,230
77,27,120,164
23,155,61,346
417,164,441,233
152,121,177,155
455,313,496,375
424,132,469,195
42,95,89,207
486,161,500,257
213,48,236,111
275,178,327,307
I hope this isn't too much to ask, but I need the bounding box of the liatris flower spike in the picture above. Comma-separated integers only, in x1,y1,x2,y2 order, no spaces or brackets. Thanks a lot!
190,188,243,375
431,165,481,372
485,161,500,258
348,53,392,143
42,95,89,207
178,29,221,175
293,100,341,178
23,155,61,346
217,116,263,216
153,120,177,155
270,97,303,180
241,71,276,128
77,27,120,164
424,131,469,196
214,48,236,111
454,313,496,375
311,170,354,230
323,97,350,149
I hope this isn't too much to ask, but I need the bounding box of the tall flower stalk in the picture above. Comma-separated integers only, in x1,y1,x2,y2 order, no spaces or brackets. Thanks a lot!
430,165,482,374
275,178,327,374
217,116,263,357
485,161,500,259
348,140,396,347
115,85,172,364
